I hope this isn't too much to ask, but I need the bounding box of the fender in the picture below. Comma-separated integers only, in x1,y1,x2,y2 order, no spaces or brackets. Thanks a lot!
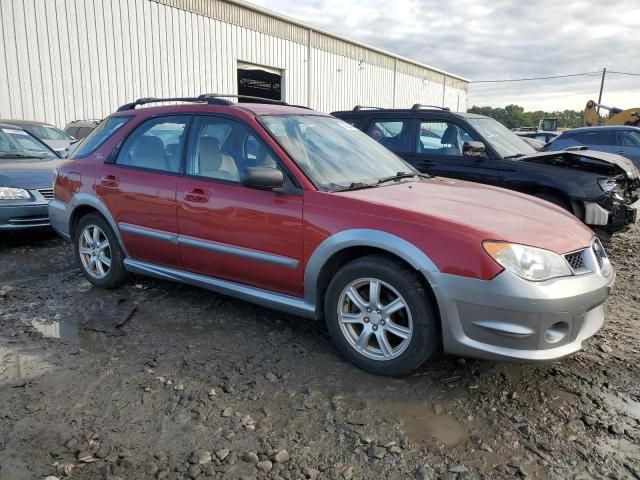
49,193,129,256
303,229,441,307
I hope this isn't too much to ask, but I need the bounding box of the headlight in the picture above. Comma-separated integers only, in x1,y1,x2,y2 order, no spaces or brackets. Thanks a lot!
0,187,30,200
483,241,572,281
598,178,617,193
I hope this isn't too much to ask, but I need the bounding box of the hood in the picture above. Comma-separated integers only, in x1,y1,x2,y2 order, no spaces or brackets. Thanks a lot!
335,178,594,254
520,149,639,180
0,157,60,189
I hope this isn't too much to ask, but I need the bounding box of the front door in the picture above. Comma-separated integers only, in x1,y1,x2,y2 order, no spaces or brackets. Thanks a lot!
404,119,503,186
176,115,304,297
97,115,190,268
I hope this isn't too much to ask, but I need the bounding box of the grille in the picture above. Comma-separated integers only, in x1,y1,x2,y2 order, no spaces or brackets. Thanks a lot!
592,239,608,268
37,188,54,200
564,250,586,272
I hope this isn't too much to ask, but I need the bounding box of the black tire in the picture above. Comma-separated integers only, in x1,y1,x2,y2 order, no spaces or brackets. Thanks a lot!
533,192,572,212
324,254,439,376
74,213,128,289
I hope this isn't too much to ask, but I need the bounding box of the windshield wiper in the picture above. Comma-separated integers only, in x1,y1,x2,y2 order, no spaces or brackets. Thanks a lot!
504,153,526,159
331,181,379,192
376,171,428,185
0,153,45,159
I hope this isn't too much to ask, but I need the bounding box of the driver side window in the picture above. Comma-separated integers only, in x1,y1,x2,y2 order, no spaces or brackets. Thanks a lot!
417,121,475,157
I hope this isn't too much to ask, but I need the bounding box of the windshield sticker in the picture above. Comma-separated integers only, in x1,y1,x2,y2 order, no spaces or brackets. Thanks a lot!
2,128,28,135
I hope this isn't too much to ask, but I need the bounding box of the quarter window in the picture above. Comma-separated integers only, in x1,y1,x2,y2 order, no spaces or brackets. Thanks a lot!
186,116,281,183
70,116,130,158
115,116,189,173
417,121,476,156
366,119,413,153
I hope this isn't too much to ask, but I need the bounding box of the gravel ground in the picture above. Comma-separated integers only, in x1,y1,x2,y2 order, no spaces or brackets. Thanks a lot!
0,226,639,480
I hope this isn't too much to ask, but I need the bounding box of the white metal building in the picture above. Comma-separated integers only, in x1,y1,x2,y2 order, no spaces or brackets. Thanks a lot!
0,0,469,128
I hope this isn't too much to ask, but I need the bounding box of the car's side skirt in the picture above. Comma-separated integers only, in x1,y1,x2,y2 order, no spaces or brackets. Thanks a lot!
123,258,316,319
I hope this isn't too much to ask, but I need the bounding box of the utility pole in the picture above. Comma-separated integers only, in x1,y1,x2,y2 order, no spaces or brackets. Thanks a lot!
596,67,606,115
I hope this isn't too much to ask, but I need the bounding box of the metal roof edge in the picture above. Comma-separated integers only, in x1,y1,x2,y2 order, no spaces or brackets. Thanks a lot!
222,0,470,83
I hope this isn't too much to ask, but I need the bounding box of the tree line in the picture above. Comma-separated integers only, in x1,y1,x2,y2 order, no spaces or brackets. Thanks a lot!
468,105,583,130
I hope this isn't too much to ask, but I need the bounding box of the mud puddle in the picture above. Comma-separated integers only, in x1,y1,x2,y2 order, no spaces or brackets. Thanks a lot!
387,402,471,447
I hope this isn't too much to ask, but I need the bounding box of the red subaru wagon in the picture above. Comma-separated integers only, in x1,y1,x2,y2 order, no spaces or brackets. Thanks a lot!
50,95,615,376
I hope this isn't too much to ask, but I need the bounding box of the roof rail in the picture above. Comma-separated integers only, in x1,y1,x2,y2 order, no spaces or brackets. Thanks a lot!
116,95,234,112
116,94,312,112
353,105,383,111
411,104,451,112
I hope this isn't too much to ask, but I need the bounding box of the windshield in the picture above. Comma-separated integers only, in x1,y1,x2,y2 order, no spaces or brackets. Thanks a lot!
260,115,416,190
23,124,72,141
467,118,536,158
0,127,58,159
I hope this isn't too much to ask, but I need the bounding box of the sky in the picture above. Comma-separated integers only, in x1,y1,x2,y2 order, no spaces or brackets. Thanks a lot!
249,0,640,112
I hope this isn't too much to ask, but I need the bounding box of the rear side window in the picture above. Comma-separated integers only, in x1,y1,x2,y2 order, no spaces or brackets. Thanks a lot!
366,119,413,153
116,115,189,173
66,127,79,138
618,130,640,146
77,127,95,139
574,131,613,145
417,121,476,156
70,117,130,158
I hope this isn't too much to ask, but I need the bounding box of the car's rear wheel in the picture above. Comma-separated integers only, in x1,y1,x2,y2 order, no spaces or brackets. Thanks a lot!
324,255,438,376
75,213,127,288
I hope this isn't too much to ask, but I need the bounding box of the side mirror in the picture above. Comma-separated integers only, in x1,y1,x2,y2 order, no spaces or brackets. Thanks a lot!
463,141,486,157
241,167,284,190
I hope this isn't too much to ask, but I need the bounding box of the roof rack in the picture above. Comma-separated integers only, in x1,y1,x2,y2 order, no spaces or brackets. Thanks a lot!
411,104,450,112
116,94,311,112
352,105,383,112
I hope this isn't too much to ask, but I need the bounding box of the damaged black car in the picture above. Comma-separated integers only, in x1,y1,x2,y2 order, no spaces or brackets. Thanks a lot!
332,106,640,238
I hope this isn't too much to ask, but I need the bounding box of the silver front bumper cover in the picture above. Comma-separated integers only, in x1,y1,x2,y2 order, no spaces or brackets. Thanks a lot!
425,266,614,362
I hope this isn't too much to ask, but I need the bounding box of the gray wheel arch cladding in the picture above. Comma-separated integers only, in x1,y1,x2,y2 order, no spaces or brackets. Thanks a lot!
303,229,441,308
67,194,129,256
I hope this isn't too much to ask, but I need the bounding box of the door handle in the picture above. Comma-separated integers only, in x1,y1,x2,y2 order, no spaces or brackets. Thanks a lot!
616,151,626,155
184,188,210,203
100,175,119,187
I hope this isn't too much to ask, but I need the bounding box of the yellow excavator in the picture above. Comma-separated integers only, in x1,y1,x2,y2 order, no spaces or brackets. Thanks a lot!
583,100,640,127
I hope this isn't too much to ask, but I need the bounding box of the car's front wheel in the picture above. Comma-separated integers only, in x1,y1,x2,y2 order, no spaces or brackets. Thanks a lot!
74,213,127,289
324,255,439,376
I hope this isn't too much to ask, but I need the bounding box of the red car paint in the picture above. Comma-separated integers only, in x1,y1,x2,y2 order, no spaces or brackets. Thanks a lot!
54,103,595,295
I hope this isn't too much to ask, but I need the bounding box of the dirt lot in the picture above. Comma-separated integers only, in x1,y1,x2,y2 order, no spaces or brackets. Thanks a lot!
0,226,639,480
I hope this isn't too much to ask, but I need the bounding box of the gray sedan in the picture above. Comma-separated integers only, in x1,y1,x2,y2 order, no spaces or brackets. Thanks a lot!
0,124,61,230
0,119,77,157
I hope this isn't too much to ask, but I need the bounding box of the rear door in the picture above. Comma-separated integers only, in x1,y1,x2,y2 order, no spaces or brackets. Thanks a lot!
97,115,190,268
404,118,502,185
615,129,640,167
176,115,304,297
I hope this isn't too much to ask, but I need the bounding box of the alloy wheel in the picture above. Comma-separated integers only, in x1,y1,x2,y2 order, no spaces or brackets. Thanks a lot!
78,224,112,279
337,277,413,361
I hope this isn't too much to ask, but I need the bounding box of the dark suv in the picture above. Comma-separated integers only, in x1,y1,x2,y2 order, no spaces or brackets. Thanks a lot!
333,105,640,237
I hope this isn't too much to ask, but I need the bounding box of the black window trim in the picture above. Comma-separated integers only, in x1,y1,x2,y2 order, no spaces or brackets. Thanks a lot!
364,117,418,154
105,112,301,195
107,113,193,177
183,114,301,195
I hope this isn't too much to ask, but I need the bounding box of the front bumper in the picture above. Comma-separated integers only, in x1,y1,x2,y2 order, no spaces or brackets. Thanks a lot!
425,260,615,362
585,195,639,232
0,194,50,230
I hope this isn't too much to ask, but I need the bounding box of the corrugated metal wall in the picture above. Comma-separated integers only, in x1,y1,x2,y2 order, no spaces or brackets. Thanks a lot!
0,0,468,128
